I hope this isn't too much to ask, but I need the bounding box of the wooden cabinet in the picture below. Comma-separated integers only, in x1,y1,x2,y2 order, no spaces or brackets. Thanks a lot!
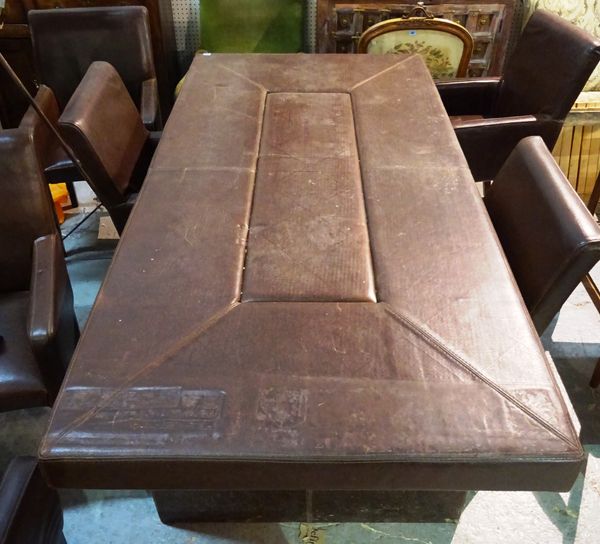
315,1,524,76
0,0,178,128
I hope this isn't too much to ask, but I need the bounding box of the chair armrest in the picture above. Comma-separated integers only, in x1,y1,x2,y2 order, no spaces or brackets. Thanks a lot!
436,77,501,116
140,78,162,130
0,457,65,544
452,115,563,181
27,233,78,399
27,233,68,352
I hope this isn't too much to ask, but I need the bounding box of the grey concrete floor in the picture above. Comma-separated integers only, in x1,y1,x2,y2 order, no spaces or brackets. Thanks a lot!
1,203,600,543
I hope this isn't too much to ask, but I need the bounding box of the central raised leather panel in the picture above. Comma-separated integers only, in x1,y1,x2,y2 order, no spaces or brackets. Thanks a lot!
242,92,375,302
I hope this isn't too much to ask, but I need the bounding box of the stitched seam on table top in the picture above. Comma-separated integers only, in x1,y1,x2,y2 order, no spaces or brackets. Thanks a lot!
45,302,239,449
217,63,268,92
238,88,268,301
41,167,188,445
350,56,414,91
148,166,258,173
383,304,580,451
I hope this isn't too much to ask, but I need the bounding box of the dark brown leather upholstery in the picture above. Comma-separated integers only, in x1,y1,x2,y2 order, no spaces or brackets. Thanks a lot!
0,130,56,293
18,86,79,187
485,136,600,334
437,10,600,181
0,457,66,544
58,61,158,234
29,6,161,130
0,129,78,410
41,55,583,495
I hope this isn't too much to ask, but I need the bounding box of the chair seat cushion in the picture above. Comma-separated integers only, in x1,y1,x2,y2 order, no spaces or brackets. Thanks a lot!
0,292,48,411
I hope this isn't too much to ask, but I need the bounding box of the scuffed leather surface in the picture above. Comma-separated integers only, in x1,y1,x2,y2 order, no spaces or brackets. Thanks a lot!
41,54,583,492
242,92,375,302
485,136,600,334
0,457,65,544
29,6,156,112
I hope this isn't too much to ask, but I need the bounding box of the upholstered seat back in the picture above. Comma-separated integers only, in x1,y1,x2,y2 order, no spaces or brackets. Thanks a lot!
0,131,57,293
29,6,155,111
493,10,600,120
358,16,473,78
58,61,149,203
485,136,600,333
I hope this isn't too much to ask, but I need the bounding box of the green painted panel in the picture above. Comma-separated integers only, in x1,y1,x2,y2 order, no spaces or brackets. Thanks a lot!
200,0,304,53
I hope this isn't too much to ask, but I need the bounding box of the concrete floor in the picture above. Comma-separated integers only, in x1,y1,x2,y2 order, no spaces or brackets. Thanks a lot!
1,200,600,543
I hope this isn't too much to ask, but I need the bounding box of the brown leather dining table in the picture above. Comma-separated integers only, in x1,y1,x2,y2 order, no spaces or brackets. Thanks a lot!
40,54,584,522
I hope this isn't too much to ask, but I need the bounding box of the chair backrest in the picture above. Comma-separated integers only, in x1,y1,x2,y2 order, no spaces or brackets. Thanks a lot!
493,10,600,119
58,61,149,208
18,85,60,172
485,136,600,334
0,130,58,293
357,14,474,78
29,6,155,111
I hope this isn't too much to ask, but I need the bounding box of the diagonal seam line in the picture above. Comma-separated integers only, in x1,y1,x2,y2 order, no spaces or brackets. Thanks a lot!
45,303,239,449
383,304,580,451
217,63,268,92
350,56,414,91
238,86,268,299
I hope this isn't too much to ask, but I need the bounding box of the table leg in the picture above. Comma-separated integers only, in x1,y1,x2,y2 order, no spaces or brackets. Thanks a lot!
152,489,468,524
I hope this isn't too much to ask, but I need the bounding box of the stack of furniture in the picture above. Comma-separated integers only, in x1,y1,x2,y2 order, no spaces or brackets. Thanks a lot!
315,0,524,76
0,0,177,129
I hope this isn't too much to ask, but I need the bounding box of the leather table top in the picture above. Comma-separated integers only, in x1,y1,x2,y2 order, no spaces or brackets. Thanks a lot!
40,54,584,491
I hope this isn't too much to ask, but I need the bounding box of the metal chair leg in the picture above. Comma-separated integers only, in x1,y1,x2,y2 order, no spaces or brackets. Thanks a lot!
587,169,600,214
65,181,79,208
582,274,600,388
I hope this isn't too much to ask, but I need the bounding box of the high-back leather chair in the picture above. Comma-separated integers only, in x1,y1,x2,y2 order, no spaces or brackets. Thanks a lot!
0,130,78,410
357,7,473,78
29,6,161,130
0,457,66,544
437,10,600,181
58,61,159,234
485,136,600,384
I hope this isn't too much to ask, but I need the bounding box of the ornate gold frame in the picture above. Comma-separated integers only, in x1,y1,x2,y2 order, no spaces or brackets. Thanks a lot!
357,16,474,78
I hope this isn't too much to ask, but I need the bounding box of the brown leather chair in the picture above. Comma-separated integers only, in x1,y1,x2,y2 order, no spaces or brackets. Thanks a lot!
0,129,78,411
29,6,161,130
437,10,600,181
58,61,160,234
485,136,600,384
18,85,80,205
0,457,66,544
